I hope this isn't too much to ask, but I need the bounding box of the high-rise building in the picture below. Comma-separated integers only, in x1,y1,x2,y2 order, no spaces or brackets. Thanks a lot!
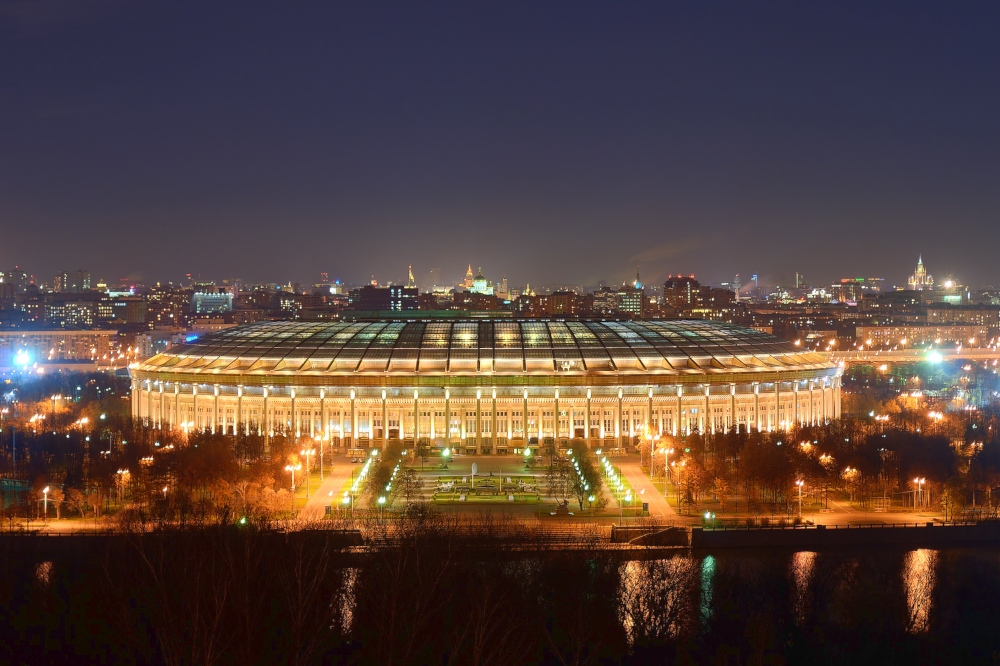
191,286,235,314
54,269,91,293
908,255,934,290
463,264,475,289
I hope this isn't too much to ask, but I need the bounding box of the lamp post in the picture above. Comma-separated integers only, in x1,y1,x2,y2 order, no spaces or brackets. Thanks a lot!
285,463,301,515
914,477,926,509
662,447,674,496
317,434,326,482
795,479,804,517
378,495,386,519
671,460,686,511
42,486,50,523
301,448,316,498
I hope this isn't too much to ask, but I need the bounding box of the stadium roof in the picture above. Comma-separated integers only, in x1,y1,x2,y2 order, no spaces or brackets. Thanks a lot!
136,319,834,377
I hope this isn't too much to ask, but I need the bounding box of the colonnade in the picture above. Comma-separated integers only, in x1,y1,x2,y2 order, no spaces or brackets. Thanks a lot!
131,375,843,453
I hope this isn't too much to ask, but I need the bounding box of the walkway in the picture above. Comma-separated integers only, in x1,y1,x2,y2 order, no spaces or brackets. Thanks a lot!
301,459,359,519
618,461,677,520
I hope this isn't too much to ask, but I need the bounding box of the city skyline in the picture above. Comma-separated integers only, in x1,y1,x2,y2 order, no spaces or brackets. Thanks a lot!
3,4,1000,286
0,252,983,296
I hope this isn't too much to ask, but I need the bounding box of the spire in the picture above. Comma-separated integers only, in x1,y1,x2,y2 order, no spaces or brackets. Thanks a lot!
633,266,643,290
407,264,415,288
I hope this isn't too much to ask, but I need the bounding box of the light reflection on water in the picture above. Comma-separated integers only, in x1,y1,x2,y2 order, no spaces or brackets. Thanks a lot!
619,557,698,647
699,555,715,626
790,551,816,624
903,549,938,634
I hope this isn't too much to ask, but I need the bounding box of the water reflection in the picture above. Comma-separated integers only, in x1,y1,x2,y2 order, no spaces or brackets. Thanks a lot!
700,555,715,626
790,551,816,624
338,567,359,634
903,549,938,633
619,557,698,647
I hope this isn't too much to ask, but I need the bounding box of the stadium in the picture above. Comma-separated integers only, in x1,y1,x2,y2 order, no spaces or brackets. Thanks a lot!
130,319,842,454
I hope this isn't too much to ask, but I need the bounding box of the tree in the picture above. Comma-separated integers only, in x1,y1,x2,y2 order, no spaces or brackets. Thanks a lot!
66,488,87,518
49,488,65,519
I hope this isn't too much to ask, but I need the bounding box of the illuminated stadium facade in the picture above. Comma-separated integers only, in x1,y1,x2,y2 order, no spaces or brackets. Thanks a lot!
130,319,842,453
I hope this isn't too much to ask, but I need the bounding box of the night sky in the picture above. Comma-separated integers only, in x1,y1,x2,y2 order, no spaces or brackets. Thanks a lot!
2,3,999,289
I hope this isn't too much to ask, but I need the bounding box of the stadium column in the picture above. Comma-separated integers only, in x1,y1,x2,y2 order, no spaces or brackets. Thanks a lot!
793,383,800,427
774,381,780,432
158,382,164,430
213,385,220,435
146,381,152,427
319,389,326,439
730,384,736,433
476,389,482,453
809,381,816,426
413,389,419,446
174,384,180,431
834,377,841,419
617,388,623,447
131,379,138,420
381,389,388,449
585,388,591,448
554,389,560,441
647,387,653,440
491,389,497,451
192,385,198,431
522,389,528,448
263,387,270,436
753,382,760,432
705,385,711,435
237,386,243,435
291,389,299,438
350,389,357,449
822,380,828,423
445,389,451,446
675,386,682,437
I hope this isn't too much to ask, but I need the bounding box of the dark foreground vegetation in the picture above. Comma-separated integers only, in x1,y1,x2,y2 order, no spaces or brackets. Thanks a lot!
4,515,1000,664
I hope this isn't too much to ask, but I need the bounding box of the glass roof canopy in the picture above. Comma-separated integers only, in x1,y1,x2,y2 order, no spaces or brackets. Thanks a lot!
140,319,832,376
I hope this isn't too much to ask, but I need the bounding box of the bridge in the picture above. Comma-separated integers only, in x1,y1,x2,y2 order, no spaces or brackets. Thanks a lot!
824,348,1000,366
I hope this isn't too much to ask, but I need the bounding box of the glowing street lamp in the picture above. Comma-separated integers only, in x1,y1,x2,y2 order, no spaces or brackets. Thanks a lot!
42,486,50,523
795,480,804,517
377,495,386,519
300,448,316,498
285,463,302,515
914,477,926,509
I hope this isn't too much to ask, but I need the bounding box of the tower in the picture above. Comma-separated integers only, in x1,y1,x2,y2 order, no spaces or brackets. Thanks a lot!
407,265,415,288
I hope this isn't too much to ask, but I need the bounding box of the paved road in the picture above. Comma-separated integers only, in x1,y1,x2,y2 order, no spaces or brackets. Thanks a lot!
618,461,678,520
301,458,362,519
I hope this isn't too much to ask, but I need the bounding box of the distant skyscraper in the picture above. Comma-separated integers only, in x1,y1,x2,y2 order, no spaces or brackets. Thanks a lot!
908,255,934,290
463,264,475,289
53,269,91,293
407,265,416,288
497,276,509,300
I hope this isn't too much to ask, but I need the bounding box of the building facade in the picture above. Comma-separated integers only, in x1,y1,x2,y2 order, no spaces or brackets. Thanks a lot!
131,319,842,453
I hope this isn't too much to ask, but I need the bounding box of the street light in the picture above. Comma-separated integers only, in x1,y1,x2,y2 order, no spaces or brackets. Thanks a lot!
285,463,301,515
378,495,386,519
300,448,316,498
914,477,926,509
42,486,50,523
795,480,804,517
